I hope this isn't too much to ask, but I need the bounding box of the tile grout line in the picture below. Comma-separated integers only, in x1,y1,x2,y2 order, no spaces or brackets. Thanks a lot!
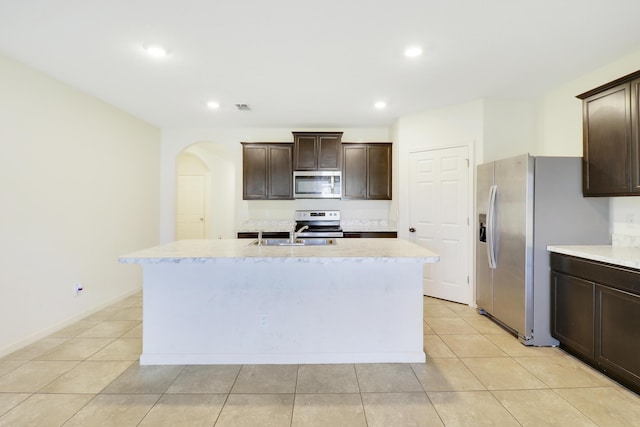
422,297,462,426
430,295,623,426
409,360,447,426
210,364,243,426
2,294,638,426
290,364,299,427
133,393,162,427
428,297,527,426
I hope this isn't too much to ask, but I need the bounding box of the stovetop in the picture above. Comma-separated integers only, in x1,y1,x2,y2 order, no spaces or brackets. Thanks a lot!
295,210,342,236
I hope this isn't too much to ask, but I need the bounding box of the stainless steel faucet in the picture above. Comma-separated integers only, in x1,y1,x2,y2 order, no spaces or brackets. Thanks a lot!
291,225,309,242
257,230,263,246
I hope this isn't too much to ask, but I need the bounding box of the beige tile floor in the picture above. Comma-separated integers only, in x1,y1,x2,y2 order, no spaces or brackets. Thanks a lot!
0,293,639,426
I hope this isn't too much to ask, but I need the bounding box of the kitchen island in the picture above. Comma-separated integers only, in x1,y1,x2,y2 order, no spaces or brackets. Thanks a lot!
119,238,439,365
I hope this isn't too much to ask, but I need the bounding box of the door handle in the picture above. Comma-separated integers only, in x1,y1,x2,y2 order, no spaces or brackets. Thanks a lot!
409,227,416,233
486,185,497,269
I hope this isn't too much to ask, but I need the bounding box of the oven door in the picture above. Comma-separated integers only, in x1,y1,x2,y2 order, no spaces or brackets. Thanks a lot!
293,171,342,199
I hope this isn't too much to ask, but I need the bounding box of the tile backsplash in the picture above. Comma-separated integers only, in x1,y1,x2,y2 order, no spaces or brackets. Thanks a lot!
611,197,640,247
612,224,640,247
237,220,294,232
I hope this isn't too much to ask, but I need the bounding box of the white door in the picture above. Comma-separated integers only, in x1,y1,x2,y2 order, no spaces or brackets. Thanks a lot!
176,175,206,239
409,147,470,303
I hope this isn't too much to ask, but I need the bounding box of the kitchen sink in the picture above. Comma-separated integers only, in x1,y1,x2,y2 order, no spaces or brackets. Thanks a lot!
251,238,337,246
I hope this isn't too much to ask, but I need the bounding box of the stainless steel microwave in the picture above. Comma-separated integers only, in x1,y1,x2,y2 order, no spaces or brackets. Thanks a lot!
293,171,342,199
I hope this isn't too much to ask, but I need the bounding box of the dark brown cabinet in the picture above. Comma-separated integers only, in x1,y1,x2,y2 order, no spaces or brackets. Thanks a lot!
242,143,293,200
577,71,640,196
239,231,398,239
343,231,397,238
550,253,640,393
550,272,595,359
342,143,392,200
596,284,640,383
293,132,343,171
632,77,640,193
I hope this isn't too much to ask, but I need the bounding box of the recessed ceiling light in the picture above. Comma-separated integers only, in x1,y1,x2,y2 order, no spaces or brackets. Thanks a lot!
207,101,220,109
374,101,387,109
143,44,168,58
404,46,423,58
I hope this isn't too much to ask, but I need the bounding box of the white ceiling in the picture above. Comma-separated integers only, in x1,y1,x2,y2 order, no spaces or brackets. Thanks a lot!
2,0,640,129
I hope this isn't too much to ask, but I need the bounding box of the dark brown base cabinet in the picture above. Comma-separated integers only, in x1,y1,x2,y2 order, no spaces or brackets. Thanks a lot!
238,232,397,239
550,253,640,394
551,272,595,359
343,231,397,238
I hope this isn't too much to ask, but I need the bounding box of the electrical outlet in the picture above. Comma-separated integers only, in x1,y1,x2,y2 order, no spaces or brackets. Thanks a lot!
259,314,268,327
74,283,84,296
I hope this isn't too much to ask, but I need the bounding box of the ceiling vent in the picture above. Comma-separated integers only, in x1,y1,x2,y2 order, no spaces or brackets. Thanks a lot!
235,103,251,111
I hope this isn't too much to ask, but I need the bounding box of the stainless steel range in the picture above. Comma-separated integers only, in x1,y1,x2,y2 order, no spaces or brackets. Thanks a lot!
294,210,343,238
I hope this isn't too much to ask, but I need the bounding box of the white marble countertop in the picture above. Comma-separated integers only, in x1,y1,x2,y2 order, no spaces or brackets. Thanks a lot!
547,245,640,270
120,238,440,264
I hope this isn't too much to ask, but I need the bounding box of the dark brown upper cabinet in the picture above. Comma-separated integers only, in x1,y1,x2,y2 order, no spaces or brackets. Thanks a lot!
293,132,343,171
342,143,392,200
578,70,640,196
242,143,293,200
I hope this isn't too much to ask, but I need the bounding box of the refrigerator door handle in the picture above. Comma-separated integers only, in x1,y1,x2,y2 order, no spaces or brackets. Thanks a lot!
486,185,498,269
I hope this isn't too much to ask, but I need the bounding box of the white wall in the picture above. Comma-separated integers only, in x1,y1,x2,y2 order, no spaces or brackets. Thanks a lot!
180,144,236,239
161,128,390,242
177,152,209,174
391,97,549,306
393,99,484,240
176,152,211,239
393,44,640,245
535,47,640,238
0,54,160,356
483,97,538,161
536,49,640,156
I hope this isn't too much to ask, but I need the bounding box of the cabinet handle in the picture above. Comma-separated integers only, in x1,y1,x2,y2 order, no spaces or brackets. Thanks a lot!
409,227,416,233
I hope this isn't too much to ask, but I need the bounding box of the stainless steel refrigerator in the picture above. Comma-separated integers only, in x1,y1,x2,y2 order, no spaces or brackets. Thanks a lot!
476,154,610,346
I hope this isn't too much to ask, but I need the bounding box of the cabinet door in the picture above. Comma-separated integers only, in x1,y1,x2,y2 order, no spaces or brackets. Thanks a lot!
631,78,640,193
551,272,595,359
595,285,640,388
268,145,293,199
582,82,632,195
342,145,366,199
367,144,392,199
317,135,342,170
294,135,318,170
243,145,268,199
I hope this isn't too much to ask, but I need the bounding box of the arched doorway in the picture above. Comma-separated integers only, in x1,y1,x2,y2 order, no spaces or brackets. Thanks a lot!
175,142,235,240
